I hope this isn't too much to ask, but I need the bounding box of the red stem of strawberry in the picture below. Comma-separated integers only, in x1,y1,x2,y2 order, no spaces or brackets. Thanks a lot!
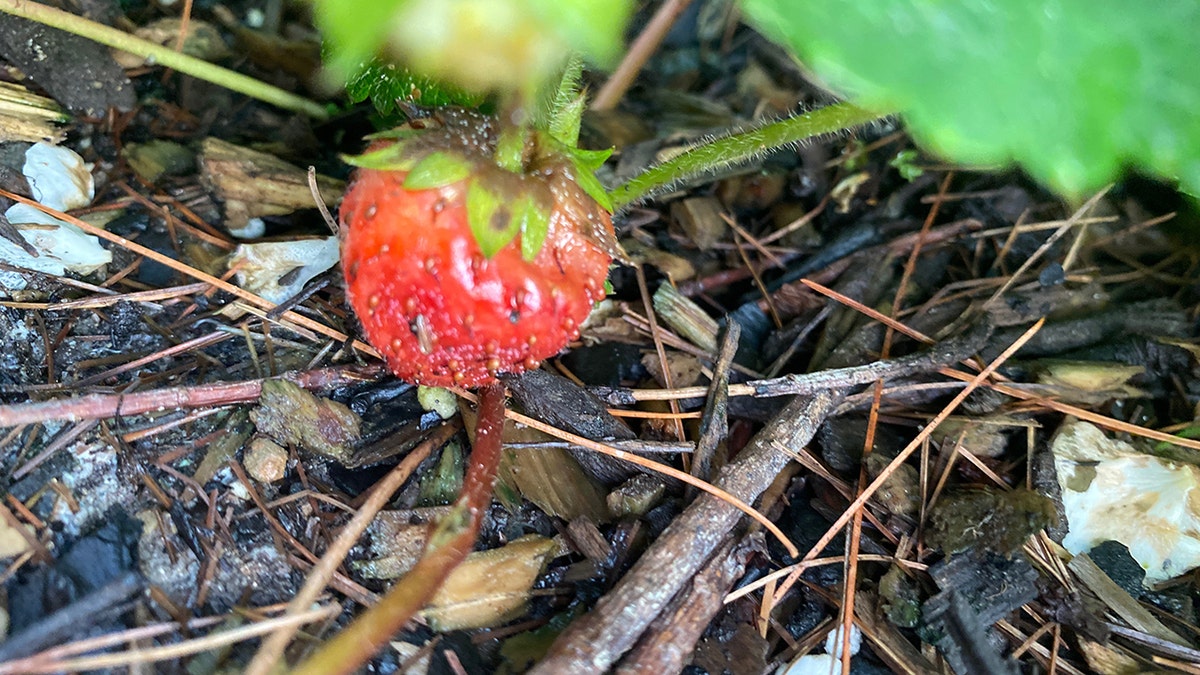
293,383,508,675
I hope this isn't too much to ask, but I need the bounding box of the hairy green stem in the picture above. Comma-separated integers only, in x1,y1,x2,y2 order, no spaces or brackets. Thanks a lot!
0,0,329,119
292,383,508,675
609,101,889,209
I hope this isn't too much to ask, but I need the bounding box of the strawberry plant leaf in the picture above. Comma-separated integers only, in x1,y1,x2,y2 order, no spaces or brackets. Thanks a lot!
404,152,474,190
345,59,485,118
740,0,1200,197
544,56,586,146
889,150,924,182
466,180,521,258
311,0,405,82
515,193,552,261
315,0,633,96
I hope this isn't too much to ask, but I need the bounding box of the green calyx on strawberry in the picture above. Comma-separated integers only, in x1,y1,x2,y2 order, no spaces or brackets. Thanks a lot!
339,107,624,387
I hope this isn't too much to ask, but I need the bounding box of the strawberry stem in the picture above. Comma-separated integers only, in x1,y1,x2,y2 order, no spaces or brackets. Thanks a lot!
292,383,509,675
494,104,531,173
609,101,890,209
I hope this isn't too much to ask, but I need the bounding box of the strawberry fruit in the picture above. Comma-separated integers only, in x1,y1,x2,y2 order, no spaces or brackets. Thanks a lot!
340,109,620,387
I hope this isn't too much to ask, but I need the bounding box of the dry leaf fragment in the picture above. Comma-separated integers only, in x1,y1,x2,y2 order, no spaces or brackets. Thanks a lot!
423,535,558,631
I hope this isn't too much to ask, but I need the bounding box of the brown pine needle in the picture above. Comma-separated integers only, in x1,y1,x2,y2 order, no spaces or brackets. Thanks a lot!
0,605,340,675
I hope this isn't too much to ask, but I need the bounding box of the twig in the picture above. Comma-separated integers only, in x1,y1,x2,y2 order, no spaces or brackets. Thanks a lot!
0,365,385,428
0,574,143,663
615,535,757,673
530,391,842,674
0,0,329,118
591,320,991,405
0,604,340,674
689,322,738,488
590,0,694,111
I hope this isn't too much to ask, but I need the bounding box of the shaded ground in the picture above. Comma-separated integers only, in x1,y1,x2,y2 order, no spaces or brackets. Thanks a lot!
1,1,1199,674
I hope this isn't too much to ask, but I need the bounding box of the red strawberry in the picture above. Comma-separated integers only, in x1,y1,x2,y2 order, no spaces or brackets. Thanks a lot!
340,110,620,387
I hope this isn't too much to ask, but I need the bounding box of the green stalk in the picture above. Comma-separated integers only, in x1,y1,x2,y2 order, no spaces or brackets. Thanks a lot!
494,119,529,173
292,383,508,675
609,101,889,210
0,0,330,120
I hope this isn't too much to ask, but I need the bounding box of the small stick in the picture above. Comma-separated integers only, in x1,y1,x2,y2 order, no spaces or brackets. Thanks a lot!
530,391,843,674
0,0,328,118
0,365,384,428
591,0,695,111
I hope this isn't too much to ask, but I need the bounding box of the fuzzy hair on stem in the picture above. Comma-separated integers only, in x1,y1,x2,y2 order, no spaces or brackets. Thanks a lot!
609,101,889,210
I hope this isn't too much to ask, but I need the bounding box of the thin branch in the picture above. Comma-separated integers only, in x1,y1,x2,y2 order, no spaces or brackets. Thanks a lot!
590,0,694,111
0,365,384,428
530,391,842,674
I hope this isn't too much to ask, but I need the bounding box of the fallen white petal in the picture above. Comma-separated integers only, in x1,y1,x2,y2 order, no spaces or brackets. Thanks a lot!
23,142,94,211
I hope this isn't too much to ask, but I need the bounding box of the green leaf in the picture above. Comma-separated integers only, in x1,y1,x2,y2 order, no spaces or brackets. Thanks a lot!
317,0,633,96
344,59,486,119
467,180,521,258
311,0,406,83
571,158,614,212
889,150,924,182
515,194,552,261
740,0,1200,197
404,152,474,189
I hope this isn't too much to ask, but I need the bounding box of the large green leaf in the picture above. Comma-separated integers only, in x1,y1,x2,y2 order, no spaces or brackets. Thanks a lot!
313,0,632,96
311,0,406,83
740,0,1200,197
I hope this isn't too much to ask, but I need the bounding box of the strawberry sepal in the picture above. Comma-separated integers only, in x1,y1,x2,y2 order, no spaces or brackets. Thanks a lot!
466,179,521,258
404,151,475,190
341,143,420,172
515,193,552,262
570,156,615,213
